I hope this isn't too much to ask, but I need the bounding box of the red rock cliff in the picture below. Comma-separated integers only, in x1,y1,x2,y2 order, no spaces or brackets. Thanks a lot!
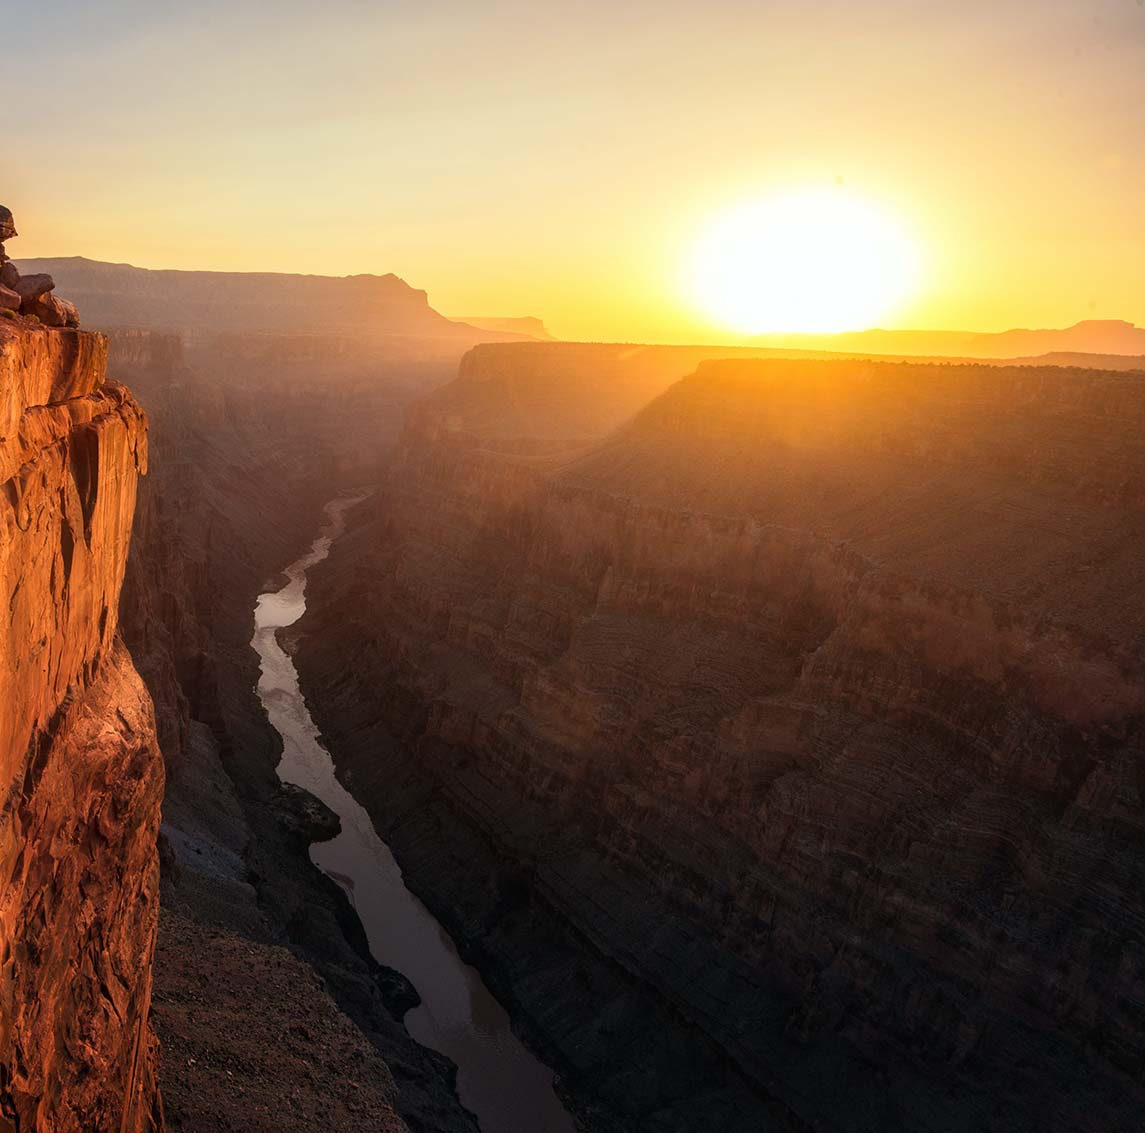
0,322,162,1131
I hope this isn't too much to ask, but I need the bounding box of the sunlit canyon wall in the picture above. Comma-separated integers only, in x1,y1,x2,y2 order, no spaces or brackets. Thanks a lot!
0,324,162,1131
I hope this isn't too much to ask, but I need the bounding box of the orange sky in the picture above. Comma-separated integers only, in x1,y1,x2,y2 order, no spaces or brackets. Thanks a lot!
7,1,1145,343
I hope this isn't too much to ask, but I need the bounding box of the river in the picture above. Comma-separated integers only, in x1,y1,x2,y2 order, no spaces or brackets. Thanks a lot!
252,496,577,1133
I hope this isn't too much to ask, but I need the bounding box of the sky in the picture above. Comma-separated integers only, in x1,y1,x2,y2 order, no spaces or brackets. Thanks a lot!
6,0,1145,343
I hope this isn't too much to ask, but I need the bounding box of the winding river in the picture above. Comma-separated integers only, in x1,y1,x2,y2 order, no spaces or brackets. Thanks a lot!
252,497,577,1133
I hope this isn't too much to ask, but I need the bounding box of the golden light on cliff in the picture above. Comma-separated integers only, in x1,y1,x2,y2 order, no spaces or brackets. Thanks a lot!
690,189,922,334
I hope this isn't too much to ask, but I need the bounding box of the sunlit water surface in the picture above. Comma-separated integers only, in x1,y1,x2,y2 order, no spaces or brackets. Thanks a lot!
252,497,576,1133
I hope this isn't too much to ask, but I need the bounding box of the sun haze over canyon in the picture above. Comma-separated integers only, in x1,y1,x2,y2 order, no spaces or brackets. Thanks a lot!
4,3,1145,1133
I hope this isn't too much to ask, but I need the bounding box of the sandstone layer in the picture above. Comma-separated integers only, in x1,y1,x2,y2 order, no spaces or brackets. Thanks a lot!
0,323,162,1130
296,349,1145,1131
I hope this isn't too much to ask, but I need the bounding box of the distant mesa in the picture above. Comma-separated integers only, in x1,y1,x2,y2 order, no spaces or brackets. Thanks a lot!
450,315,553,340
754,319,1145,359
0,206,81,327
13,256,534,341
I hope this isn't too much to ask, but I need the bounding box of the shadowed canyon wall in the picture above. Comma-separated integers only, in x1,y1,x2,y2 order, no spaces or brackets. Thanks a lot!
0,323,162,1131
117,334,858,1132
295,348,1145,1131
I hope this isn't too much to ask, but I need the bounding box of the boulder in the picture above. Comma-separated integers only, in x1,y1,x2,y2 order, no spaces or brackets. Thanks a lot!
0,285,19,312
0,262,19,288
0,205,15,242
24,291,80,328
268,783,342,846
54,296,81,328
14,273,55,302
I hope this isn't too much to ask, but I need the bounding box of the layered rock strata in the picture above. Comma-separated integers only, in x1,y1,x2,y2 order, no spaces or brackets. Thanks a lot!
0,321,162,1130
296,351,1145,1131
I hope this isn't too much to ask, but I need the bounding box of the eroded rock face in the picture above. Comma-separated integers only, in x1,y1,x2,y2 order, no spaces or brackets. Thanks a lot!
0,322,162,1130
296,351,1145,1131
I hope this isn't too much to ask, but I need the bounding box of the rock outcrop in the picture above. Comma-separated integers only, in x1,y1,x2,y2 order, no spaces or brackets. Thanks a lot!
295,348,1145,1131
0,207,80,328
0,317,162,1130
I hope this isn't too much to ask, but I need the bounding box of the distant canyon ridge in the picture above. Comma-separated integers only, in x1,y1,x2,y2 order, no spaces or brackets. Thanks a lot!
16,257,1145,362
754,318,1145,360
13,257,547,341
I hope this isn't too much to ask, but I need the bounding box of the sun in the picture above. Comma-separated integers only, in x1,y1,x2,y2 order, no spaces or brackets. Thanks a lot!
690,189,922,335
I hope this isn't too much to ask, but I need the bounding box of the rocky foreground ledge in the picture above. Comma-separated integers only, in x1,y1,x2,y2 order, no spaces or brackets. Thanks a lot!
0,309,162,1127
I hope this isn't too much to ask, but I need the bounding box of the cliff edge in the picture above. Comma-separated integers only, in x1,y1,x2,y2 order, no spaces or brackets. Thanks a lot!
0,313,163,1129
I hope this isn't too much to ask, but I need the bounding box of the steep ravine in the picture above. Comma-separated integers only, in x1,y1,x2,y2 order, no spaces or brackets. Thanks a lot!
255,497,575,1133
293,350,1145,1132
114,329,493,1130
294,505,806,1133
120,332,826,1131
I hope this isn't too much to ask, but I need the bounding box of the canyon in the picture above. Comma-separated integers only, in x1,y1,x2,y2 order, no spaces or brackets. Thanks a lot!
2,242,527,1127
8,269,1145,1131
112,330,813,1130
110,317,516,1130
7,6,1144,1129
293,346,1145,1131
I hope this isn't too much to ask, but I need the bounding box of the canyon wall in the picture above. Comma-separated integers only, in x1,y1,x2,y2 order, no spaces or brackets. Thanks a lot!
296,349,1145,1131
0,323,162,1131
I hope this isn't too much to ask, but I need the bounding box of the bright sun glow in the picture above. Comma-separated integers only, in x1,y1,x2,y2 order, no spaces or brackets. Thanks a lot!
691,190,922,334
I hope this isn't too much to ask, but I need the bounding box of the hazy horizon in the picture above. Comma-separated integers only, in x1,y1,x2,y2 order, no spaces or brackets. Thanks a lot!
13,251,1145,355
8,0,1145,343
